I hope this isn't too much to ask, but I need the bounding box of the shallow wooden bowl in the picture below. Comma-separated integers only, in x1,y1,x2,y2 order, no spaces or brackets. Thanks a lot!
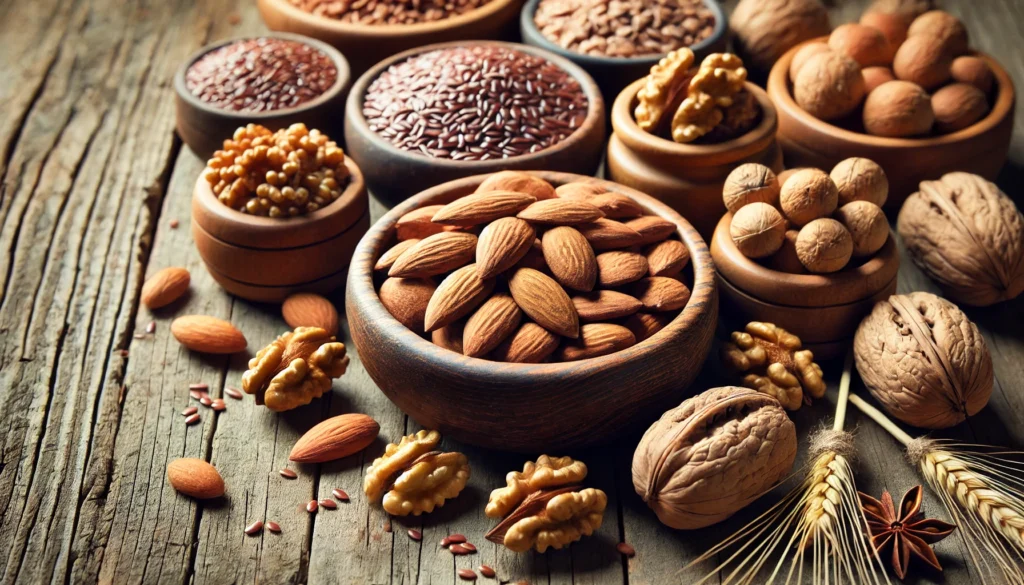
258,0,522,79
174,33,351,161
191,157,368,302
711,214,899,359
345,171,718,452
768,41,1015,209
343,41,606,204
606,80,783,240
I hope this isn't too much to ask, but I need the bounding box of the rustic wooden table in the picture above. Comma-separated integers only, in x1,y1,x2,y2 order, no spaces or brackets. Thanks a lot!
2,0,1022,583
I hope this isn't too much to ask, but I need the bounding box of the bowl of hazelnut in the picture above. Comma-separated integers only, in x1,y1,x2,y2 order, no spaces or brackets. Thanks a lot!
345,170,717,451
192,123,368,302
767,9,1015,209
709,159,900,360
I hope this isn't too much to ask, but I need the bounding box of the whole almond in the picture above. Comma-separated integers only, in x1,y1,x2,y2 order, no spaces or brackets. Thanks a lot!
625,216,677,245
397,205,449,240
596,251,649,286
463,293,523,358
508,268,579,338
517,199,605,225
555,182,607,199
389,232,478,278
171,316,247,354
557,324,636,361
630,277,692,311
542,227,597,292
645,240,691,277
625,312,673,342
491,322,560,363
290,413,380,463
282,293,339,336
432,321,465,354
424,264,495,332
432,192,536,226
589,193,644,219
476,171,556,200
142,267,190,309
379,277,436,332
572,291,643,321
577,219,644,250
476,217,536,280
167,458,225,499
375,239,419,272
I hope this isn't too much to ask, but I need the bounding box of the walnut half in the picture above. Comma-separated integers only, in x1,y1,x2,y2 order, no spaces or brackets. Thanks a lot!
485,455,587,519
363,430,470,517
241,326,348,411
720,322,825,410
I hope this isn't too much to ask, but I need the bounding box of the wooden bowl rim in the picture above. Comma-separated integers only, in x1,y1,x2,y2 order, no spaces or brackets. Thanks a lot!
173,32,351,123
768,40,1016,148
519,0,727,67
349,170,717,376
344,40,606,171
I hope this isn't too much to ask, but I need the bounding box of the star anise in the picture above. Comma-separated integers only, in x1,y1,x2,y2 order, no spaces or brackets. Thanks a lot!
858,485,956,579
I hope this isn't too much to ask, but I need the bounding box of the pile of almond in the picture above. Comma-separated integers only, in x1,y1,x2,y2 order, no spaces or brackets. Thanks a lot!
375,172,692,363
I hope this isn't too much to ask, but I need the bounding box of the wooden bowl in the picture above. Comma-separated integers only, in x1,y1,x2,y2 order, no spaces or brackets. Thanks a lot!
606,80,783,240
710,213,899,359
191,157,368,302
519,0,727,108
343,41,606,204
174,33,351,161
257,0,522,79
768,41,1016,209
345,171,718,452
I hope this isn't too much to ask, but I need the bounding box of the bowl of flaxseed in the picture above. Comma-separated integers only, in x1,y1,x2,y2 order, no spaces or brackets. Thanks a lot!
343,40,606,203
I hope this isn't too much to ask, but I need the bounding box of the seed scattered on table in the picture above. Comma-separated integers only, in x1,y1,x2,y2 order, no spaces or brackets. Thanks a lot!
199,395,213,407
461,542,477,552
479,565,496,579
169,219,179,229
306,500,319,513
225,387,243,400
146,320,156,334
185,413,201,425
189,383,209,391
244,521,264,535
617,542,636,557
266,521,281,533
182,406,198,417
133,333,146,339
384,519,392,532
408,529,422,541
280,468,298,479
332,488,349,501
211,399,226,411
457,568,477,581
319,498,337,510
189,390,205,400
447,533,467,544
450,544,471,555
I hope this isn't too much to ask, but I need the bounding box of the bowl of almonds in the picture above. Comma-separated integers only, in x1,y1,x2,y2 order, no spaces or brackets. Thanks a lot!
345,170,717,451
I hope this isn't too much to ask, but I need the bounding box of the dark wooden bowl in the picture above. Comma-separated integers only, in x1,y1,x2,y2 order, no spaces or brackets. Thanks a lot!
606,80,783,240
258,0,523,80
343,41,606,204
711,213,899,359
191,157,368,302
345,171,718,452
768,41,1016,209
519,0,727,108
174,33,351,161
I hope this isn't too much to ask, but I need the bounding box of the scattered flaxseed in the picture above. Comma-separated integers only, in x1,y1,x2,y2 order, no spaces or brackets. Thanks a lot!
449,544,471,555
211,399,226,411
280,468,298,479
185,413,201,425
169,219,179,229
189,390,204,400
319,498,337,510
146,320,157,333
190,383,209,391
133,333,146,339
307,500,318,513
199,395,213,407
225,387,243,399
227,12,241,25
182,406,198,417
617,542,636,557
479,565,496,579
331,488,349,501
116,349,129,357
384,520,392,533
266,521,281,533
447,534,467,544
457,568,477,581
408,529,422,541
440,537,451,547
244,521,264,535
461,542,477,552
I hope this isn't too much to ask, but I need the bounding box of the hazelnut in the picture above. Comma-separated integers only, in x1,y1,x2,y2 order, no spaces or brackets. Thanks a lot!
796,219,854,273
830,157,888,207
907,10,969,57
950,56,994,93
794,52,866,121
766,230,806,273
730,203,788,259
789,42,832,82
893,35,952,89
722,164,781,213
779,168,839,227
828,23,893,67
859,11,909,49
862,66,896,93
834,201,889,257
863,80,935,137
932,83,990,133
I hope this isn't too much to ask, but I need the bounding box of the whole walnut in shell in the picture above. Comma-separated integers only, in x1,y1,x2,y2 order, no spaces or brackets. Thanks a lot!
828,23,893,67
860,11,909,49
730,0,831,77
797,219,853,273
834,201,889,257
897,172,1024,306
789,42,832,82
950,56,994,93
794,52,867,121
730,202,787,259
722,163,780,213
932,83,989,133
854,292,993,429
780,168,839,226
831,157,888,207
632,387,797,529
907,10,969,57
863,80,934,137
862,66,897,93
893,36,952,90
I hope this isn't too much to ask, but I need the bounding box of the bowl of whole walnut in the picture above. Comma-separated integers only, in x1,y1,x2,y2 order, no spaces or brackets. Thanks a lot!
767,8,1015,208
345,170,717,452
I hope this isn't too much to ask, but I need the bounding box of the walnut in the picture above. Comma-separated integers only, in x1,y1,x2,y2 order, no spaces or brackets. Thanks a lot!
907,10,968,57
793,51,866,122
487,487,607,553
722,163,780,213
730,0,831,76
892,36,952,90
834,201,888,257
854,292,993,429
862,66,897,93
363,430,470,516
672,92,722,143
796,218,854,273
950,56,994,93
789,42,832,82
828,23,893,67
897,173,1024,306
703,90,762,143
863,80,934,137
720,322,825,410
779,168,839,226
632,387,798,529
241,327,348,411
486,455,588,519
635,48,695,134
831,157,889,207
932,83,989,134
859,11,909,50
730,202,787,259
672,53,748,143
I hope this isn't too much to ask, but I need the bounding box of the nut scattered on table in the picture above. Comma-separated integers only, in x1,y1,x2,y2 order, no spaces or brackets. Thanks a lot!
241,326,349,412
721,322,825,410
363,430,470,516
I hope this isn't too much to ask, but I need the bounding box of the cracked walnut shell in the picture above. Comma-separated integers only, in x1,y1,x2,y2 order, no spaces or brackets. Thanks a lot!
486,455,588,519
721,322,825,410
487,486,607,553
241,326,348,412
363,430,469,516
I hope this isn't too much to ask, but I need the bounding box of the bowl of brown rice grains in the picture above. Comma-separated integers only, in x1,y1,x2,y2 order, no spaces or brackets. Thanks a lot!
520,0,726,105
258,0,523,78
344,41,606,202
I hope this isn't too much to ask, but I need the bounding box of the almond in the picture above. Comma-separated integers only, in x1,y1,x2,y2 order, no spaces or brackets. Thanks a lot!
589,193,644,219
630,277,692,311
555,182,607,199
282,293,339,336
397,205,450,240
516,238,547,271
432,321,465,354
375,239,419,272
542,227,597,292
389,232,478,278
625,216,677,245
476,171,556,200
171,315,247,354
624,312,673,342
572,291,643,321
289,413,380,463
142,267,190,309
432,192,536,226
645,240,691,277
167,458,225,499
476,217,535,280
557,324,636,361
424,264,495,332
379,277,436,332
491,322,560,363
577,219,644,250
596,251,649,286
508,268,579,338
517,199,605,225
463,293,522,358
